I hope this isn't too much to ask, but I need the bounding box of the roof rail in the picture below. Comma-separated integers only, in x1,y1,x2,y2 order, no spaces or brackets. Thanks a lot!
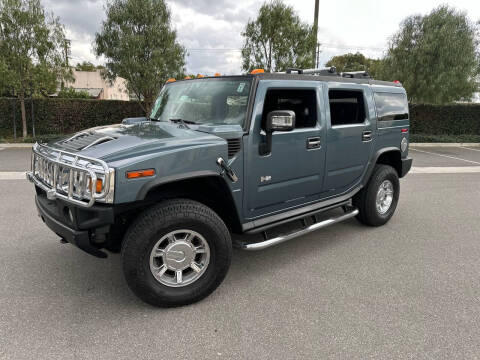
280,67,375,80
341,71,371,79
283,66,337,76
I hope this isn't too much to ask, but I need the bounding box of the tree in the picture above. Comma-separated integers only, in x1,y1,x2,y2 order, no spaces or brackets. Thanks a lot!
0,0,71,138
95,0,186,115
381,5,480,104
75,61,97,72
241,0,316,72
326,52,383,79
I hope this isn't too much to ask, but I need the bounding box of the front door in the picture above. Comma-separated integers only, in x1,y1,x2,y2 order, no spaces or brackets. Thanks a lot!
244,80,326,220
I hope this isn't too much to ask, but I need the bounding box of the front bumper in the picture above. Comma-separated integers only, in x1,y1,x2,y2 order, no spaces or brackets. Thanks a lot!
400,157,413,178
35,192,115,258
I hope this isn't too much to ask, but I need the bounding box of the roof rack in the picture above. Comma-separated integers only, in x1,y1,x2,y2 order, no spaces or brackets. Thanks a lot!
284,67,337,76
280,67,373,80
340,71,371,79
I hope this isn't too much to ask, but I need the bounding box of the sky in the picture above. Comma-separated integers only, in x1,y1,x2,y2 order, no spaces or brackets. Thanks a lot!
41,0,480,75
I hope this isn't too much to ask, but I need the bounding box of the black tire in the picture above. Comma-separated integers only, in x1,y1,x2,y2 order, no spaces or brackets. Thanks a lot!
353,164,400,226
121,199,232,307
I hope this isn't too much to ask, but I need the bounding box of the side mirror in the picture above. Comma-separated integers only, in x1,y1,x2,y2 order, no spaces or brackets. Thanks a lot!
260,110,296,155
266,110,295,132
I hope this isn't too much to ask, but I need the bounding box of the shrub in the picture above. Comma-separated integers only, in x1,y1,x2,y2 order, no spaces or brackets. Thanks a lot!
0,98,144,137
409,103,480,136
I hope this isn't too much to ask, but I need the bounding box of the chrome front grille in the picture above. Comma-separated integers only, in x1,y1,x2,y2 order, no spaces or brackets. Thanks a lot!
27,143,114,207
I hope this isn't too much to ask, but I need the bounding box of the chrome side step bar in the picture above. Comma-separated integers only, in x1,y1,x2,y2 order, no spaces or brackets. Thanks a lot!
237,208,359,251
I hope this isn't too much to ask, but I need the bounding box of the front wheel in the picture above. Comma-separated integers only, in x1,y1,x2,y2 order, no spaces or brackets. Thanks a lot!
353,164,400,226
121,199,232,307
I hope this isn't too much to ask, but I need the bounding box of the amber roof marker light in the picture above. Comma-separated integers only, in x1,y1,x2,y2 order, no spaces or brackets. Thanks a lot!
250,69,265,74
126,169,156,179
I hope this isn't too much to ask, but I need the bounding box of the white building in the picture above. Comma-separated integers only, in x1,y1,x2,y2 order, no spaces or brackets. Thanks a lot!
64,69,130,101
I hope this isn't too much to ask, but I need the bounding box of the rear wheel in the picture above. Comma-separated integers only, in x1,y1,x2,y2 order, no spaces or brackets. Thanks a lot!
121,199,232,307
353,164,400,226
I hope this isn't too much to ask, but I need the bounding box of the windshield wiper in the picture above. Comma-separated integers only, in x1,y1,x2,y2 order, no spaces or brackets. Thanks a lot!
169,118,197,128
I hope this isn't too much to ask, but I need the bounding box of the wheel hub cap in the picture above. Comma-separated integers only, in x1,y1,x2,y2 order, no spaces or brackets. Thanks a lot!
149,230,210,287
376,180,394,214
164,242,194,270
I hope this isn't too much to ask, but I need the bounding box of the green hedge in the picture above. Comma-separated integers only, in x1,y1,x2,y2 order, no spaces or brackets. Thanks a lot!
1,98,479,140
0,98,145,138
409,103,480,136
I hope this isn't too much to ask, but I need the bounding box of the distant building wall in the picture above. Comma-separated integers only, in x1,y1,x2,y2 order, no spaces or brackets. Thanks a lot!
66,70,130,101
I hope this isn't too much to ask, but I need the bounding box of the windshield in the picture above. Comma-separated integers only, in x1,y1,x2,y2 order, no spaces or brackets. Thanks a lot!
150,78,252,126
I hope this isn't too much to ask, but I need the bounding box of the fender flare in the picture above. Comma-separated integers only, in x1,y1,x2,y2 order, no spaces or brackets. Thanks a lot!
362,147,402,186
135,170,221,201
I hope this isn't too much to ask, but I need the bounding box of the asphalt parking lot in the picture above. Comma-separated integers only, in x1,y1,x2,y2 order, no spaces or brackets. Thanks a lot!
1,145,480,359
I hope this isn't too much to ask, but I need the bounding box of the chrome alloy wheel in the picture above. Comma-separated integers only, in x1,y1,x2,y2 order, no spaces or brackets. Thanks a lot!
149,230,210,287
376,180,394,214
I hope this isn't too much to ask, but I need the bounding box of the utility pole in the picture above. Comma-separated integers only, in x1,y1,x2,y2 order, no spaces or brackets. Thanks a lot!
312,0,319,66
64,39,70,68
62,39,71,90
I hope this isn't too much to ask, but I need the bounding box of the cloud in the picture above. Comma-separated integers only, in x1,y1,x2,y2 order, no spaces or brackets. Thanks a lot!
40,0,480,74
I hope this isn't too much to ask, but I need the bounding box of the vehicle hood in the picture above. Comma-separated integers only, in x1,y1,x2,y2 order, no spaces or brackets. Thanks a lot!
46,120,233,163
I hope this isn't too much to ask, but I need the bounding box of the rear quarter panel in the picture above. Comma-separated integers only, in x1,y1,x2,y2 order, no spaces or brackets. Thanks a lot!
372,85,410,160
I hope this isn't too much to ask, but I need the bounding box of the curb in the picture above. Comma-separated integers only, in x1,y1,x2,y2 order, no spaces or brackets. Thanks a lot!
0,143,34,148
410,143,480,147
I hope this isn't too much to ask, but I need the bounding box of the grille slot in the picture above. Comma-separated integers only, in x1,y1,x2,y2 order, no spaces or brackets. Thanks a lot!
227,138,241,158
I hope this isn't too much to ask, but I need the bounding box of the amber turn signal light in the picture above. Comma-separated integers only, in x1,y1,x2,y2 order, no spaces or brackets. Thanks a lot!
87,178,103,193
95,179,103,193
250,69,265,74
126,169,156,179
166,78,176,83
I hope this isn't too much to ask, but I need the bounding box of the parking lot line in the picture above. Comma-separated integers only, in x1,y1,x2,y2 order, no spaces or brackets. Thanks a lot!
410,166,480,174
460,146,480,152
410,148,480,165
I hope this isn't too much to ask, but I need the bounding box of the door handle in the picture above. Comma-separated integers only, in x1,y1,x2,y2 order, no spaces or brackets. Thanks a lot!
307,137,321,149
362,131,373,142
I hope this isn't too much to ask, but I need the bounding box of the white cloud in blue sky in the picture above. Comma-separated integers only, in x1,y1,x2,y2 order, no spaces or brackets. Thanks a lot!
41,0,480,75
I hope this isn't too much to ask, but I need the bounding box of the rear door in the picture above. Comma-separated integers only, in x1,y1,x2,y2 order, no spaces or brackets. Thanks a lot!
323,84,376,195
244,80,327,220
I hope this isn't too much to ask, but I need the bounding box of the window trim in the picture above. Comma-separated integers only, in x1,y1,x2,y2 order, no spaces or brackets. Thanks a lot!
328,88,368,128
261,87,320,130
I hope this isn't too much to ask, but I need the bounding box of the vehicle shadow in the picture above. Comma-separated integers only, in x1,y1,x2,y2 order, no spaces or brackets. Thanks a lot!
38,212,368,310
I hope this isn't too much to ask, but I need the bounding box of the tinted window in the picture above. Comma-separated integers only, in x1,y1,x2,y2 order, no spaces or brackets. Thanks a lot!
328,90,366,126
374,92,409,121
262,89,317,129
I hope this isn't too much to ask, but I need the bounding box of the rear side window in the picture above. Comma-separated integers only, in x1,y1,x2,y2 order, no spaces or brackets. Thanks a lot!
374,93,409,121
262,89,317,129
328,90,366,126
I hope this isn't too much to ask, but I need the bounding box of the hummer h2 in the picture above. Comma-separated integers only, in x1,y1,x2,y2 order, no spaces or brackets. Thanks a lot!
27,67,412,307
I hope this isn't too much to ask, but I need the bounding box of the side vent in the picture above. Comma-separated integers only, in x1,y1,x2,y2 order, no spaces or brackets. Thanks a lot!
227,138,241,158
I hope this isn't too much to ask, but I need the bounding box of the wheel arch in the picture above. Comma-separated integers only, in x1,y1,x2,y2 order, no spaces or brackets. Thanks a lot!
139,174,243,234
363,147,403,186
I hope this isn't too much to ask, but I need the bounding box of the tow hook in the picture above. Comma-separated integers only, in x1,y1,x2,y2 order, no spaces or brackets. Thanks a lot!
216,157,238,183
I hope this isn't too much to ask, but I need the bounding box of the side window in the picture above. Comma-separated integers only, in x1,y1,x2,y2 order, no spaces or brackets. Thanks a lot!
374,92,409,121
262,89,317,129
328,89,366,126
